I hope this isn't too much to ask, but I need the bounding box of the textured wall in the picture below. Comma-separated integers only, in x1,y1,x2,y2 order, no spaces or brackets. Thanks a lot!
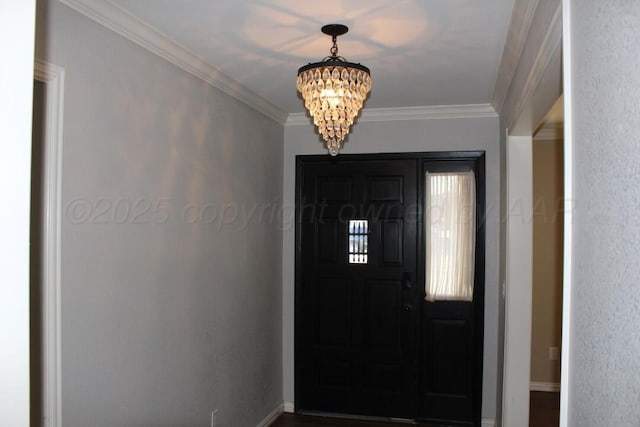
36,1,283,426
569,0,640,425
531,138,563,385
283,115,501,421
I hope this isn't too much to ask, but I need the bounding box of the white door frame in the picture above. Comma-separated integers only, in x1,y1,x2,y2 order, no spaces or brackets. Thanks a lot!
559,1,573,425
501,2,569,426
0,2,37,426
503,135,534,426
33,59,65,427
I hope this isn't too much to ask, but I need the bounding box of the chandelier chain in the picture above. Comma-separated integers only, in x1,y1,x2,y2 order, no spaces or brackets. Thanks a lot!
330,35,339,57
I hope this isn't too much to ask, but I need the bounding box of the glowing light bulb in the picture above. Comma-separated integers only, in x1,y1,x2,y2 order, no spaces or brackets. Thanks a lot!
320,88,341,108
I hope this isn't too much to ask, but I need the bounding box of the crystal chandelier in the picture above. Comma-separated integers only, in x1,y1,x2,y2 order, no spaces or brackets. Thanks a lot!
297,24,372,156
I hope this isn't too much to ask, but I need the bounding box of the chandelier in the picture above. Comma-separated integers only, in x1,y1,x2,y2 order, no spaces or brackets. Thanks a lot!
297,24,372,156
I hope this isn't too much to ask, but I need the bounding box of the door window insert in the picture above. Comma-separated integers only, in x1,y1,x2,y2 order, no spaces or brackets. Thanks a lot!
348,219,368,264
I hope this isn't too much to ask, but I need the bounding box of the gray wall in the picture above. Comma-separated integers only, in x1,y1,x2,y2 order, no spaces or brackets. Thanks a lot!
283,115,501,421
568,0,640,424
36,1,283,426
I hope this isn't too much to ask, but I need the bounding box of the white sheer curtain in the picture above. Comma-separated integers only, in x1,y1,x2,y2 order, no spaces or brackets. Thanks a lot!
425,171,476,302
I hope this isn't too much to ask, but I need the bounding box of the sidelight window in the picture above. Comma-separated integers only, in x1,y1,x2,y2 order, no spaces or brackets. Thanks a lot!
425,171,476,301
348,219,368,264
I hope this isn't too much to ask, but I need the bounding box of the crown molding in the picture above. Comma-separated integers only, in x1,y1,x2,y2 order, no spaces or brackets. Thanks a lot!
508,2,562,131
534,126,563,141
59,0,499,128
58,0,289,125
285,104,497,127
491,0,540,114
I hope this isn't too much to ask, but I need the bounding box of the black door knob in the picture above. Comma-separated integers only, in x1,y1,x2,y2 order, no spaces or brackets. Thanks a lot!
402,272,412,290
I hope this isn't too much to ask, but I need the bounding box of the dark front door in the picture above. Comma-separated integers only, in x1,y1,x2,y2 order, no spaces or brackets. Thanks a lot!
295,152,485,426
296,156,419,418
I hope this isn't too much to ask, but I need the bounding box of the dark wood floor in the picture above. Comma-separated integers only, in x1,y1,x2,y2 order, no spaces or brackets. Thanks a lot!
529,391,560,427
270,392,560,426
270,413,438,427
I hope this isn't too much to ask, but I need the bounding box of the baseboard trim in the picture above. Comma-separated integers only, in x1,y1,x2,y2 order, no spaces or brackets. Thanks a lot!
482,418,496,427
530,381,561,392
283,401,295,413
257,402,284,427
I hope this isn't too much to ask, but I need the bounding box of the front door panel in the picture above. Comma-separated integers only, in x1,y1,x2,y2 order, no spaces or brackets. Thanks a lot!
298,158,418,417
296,153,485,426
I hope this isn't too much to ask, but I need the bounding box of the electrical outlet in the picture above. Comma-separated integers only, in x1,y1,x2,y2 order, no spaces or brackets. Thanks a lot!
549,346,559,361
211,409,219,427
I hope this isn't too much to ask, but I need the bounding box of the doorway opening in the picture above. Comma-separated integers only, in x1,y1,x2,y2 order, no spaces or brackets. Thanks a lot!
501,3,565,425
529,96,564,427
31,76,46,427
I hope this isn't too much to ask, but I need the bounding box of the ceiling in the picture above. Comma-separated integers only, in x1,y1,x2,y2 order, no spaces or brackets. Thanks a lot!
105,0,516,115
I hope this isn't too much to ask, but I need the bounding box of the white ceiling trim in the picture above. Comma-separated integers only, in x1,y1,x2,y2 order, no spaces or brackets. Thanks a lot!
286,104,497,127
59,0,499,128
508,2,562,131
534,126,563,141
491,0,540,114
59,0,289,125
